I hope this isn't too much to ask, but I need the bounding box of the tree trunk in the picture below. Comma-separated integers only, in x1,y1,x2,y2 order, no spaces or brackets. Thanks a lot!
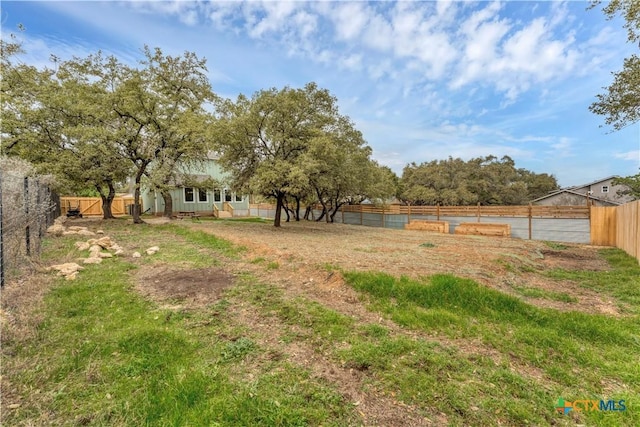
98,182,116,220
161,190,173,218
303,206,312,220
294,197,301,221
132,169,145,224
273,192,284,227
329,202,343,223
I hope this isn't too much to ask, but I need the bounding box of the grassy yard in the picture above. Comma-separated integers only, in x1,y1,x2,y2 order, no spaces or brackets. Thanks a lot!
1,219,638,426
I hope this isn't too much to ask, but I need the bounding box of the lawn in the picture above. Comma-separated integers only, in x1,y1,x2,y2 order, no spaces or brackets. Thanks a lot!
1,218,638,426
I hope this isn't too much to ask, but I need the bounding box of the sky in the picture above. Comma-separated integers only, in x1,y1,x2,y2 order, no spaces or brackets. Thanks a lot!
2,0,639,187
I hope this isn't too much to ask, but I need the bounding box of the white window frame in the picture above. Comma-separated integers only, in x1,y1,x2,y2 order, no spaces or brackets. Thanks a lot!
224,189,232,202
602,185,609,193
214,189,222,202
198,189,208,203
184,187,195,203
235,193,243,202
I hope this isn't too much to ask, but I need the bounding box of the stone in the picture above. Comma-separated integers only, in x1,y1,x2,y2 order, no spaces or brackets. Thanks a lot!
95,236,114,249
97,252,113,258
83,257,103,264
46,224,66,236
132,252,141,258
89,245,102,254
146,246,160,255
75,242,91,251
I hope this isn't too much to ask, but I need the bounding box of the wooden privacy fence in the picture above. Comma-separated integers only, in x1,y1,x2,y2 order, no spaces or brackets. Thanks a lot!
60,196,137,217
617,201,639,263
592,201,640,263
340,204,590,219
251,203,592,242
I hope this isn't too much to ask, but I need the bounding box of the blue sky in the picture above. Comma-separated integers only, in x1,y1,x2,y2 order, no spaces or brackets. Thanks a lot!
2,0,639,187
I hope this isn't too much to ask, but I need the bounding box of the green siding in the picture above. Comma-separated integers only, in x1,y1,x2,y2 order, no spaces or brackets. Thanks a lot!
142,159,249,215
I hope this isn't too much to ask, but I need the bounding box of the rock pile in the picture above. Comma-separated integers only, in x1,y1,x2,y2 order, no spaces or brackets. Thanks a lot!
45,217,160,280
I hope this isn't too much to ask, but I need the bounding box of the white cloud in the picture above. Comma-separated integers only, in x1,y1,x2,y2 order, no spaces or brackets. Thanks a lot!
614,150,640,162
331,2,369,41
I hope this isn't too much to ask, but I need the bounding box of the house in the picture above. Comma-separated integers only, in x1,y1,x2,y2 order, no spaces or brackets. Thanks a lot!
141,157,249,217
531,176,634,207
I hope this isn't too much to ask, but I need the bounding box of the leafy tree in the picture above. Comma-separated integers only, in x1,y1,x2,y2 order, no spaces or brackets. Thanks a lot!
85,47,215,222
613,172,640,199
400,156,558,205
213,83,338,227
1,42,131,219
590,0,640,130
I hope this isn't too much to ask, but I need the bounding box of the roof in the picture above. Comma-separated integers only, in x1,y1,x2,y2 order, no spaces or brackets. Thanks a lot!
566,175,620,190
530,188,622,206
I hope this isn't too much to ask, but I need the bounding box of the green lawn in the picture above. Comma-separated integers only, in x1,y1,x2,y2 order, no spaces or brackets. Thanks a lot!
2,220,638,426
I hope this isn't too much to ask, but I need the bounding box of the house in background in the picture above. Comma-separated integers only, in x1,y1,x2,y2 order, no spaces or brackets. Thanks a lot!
141,157,249,217
531,176,634,207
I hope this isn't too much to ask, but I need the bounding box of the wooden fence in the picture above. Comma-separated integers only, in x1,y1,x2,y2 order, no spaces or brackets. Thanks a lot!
251,203,592,242
60,196,137,217
616,201,639,263
590,201,640,263
340,204,590,219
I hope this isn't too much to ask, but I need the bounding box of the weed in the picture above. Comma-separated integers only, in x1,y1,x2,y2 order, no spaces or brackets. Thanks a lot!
544,241,569,250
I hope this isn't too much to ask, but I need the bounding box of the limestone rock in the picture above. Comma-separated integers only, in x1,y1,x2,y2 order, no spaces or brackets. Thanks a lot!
75,242,91,251
146,246,160,255
132,252,141,258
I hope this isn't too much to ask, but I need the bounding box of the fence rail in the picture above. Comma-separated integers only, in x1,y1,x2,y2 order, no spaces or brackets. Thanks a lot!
339,204,590,218
250,203,593,243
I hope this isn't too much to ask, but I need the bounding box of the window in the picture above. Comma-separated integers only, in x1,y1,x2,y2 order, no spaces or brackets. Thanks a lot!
198,189,208,203
235,194,243,202
224,189,232,202
214,189,221,202
184,187,195,203
602,185,609,193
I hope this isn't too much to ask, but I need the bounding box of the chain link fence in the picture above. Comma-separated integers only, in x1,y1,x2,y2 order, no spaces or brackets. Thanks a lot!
1,158,60,287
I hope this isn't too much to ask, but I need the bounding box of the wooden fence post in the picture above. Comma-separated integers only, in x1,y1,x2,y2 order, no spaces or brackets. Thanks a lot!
360,205,363,225
341,205,344,223
408,204,411,225
477,202,481,222
381,205,385,228
437,204,440,221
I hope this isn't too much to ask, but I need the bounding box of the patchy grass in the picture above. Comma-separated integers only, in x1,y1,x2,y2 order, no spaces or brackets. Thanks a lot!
543,241,570,250
419,242,436,248
3,221,639,426
2,224,354,427
546,248,640,313
342,270,640,426
513,286,578,303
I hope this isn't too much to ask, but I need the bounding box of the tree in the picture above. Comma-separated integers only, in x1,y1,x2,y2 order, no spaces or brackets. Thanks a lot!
1,43,131,219
302,115,386,222
90,47,215,222
213,83,338,227
613,172,640,199
590,0,640,130
400,156,558,205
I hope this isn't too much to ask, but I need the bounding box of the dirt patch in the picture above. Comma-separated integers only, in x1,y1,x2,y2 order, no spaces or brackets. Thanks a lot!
184,221,617,316
136,266,234,308
539,247,611,271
